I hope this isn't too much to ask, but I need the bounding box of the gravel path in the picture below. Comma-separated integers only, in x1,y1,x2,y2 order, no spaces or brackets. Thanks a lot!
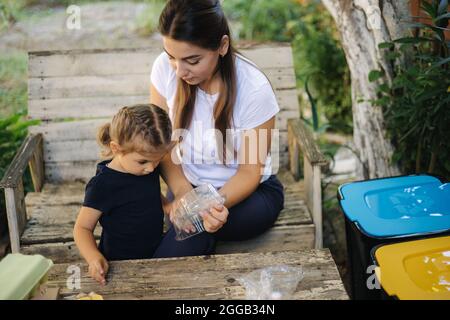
0,2,160,53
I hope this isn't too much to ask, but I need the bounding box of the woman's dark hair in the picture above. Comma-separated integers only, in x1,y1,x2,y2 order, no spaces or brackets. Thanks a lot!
97,104,173,158
159,0,237,162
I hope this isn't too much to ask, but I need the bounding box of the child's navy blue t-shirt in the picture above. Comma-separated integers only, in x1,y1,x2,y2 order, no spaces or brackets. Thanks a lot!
82,160,164,261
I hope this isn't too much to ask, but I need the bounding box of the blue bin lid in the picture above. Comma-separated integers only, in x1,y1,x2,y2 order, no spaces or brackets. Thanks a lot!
338,175,450,238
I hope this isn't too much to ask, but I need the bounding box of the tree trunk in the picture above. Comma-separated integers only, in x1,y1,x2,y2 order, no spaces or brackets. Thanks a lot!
321,0,410,179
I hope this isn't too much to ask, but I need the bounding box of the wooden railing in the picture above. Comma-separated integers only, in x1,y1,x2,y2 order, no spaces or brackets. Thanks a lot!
287,119,328,248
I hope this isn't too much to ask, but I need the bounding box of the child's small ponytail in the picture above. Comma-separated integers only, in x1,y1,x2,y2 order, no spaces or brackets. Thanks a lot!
97,122,113,158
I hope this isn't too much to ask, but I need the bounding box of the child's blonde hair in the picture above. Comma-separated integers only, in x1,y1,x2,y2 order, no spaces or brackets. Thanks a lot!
97,104,173,158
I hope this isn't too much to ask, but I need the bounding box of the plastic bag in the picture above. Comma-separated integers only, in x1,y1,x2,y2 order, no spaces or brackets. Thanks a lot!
172,184,225,241
236,265,304,300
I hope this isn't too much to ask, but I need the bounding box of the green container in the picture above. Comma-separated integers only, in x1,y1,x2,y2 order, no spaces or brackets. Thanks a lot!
0,253,54,300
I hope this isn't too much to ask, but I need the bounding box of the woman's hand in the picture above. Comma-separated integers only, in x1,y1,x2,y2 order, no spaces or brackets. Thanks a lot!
88,254,109,286
201,204,229,233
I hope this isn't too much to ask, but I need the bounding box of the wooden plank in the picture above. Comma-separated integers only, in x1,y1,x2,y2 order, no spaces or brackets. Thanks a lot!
288,121,301,179
27,87,298,120
216,224,314,254
27,205,81,225
21,241,95,264
21,242,80,263
44,140,100,162
28,74,150,100
45,249,348,300
287,118,328,166
313,164,323,249
26,173,305,206
4,178,28,252
304,158,323,249
21,223,101,245
5,188,22,253
29,135,44,192
15,179,28,228
25,187,310,225
41,181,86,193
20,226,315,264
4,179,28,253
28,71,295,101
26,185,85,207
29,119,107,141
28,96,149,120
28,43,294,78
19,225,314,264
45,161,97,183
29,51,161,78
22,199,311,247
28,118,289,143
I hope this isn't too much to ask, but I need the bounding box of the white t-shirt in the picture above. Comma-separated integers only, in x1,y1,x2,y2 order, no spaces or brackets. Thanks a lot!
150,52,280,188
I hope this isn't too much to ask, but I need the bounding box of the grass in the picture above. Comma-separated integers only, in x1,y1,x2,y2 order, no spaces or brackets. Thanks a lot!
134,0,167,36
0,0,54,31
0,52,28,117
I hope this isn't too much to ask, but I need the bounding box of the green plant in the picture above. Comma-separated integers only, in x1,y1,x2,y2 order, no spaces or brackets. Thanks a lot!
0,0,27,31
223,0,352,134
287,4,352,134
135,0,167,36
0,53,28,118
370,0,450,179
302,77,330,133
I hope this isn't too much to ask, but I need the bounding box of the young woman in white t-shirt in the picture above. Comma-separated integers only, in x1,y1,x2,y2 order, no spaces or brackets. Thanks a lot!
150,0,284,258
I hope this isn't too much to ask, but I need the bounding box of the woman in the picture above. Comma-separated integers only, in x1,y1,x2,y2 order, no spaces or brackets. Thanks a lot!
153,0,284,258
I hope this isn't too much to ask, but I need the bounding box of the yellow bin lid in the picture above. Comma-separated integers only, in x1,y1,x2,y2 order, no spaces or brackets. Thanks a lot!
374,236,450,300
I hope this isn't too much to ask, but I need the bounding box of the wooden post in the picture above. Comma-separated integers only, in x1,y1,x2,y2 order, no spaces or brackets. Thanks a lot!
4,180,27,253
29,136,44,192
288,123,300,180
312,165,323,249
304,157,323,249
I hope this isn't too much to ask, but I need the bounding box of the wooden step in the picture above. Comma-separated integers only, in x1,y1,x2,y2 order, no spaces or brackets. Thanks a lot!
20,169,314,262
45,249,348,300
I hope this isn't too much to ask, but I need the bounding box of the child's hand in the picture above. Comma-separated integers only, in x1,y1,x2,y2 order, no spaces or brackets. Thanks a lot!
201,204,229,233
168,198,182,223
161,193,172,216
88,254,109,286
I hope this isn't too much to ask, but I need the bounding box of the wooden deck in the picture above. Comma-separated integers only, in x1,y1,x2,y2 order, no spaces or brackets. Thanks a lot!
46,249,349,300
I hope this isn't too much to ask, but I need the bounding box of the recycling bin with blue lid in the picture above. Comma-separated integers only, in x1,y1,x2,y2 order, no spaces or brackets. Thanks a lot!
338,174,450,300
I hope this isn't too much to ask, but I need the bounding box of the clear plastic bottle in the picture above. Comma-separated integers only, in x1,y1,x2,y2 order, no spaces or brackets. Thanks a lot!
172,184,225,241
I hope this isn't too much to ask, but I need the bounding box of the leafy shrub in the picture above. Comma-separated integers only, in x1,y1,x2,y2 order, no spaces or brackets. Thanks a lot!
0,53,27,117
135,0,167,36
370,0,450,178
223,0,352,134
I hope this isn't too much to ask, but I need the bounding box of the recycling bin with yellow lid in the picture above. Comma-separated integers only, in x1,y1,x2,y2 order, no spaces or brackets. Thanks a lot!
372,235,450,300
